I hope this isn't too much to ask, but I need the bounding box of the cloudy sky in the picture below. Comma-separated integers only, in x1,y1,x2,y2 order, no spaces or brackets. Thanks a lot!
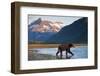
28,15,83,27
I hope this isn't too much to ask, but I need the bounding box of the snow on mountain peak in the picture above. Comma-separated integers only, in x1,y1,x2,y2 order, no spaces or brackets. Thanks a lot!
29,18,63,32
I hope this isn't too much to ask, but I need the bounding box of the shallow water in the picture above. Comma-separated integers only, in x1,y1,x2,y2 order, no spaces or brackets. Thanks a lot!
28,46,88,60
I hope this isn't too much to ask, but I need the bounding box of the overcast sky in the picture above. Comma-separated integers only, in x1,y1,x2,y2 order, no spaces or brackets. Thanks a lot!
28,15,83,27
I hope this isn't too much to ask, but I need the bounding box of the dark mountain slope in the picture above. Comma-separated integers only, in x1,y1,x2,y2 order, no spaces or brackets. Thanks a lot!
46,17,88,44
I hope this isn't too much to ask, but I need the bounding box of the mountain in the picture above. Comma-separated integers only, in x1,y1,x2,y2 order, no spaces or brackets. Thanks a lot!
28,31,56,42
46,17,88,44
28,18,42,30
28,18,63,42
28,18,63,32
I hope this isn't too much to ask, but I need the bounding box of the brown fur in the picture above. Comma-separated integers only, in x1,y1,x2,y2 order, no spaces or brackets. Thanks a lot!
56,44,74,58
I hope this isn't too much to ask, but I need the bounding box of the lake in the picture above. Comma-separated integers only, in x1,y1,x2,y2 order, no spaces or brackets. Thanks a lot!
28,46,88,60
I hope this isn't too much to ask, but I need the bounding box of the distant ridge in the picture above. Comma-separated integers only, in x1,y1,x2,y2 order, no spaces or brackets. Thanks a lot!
28,18,63,32
46,17,88,44
28,18,63,42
